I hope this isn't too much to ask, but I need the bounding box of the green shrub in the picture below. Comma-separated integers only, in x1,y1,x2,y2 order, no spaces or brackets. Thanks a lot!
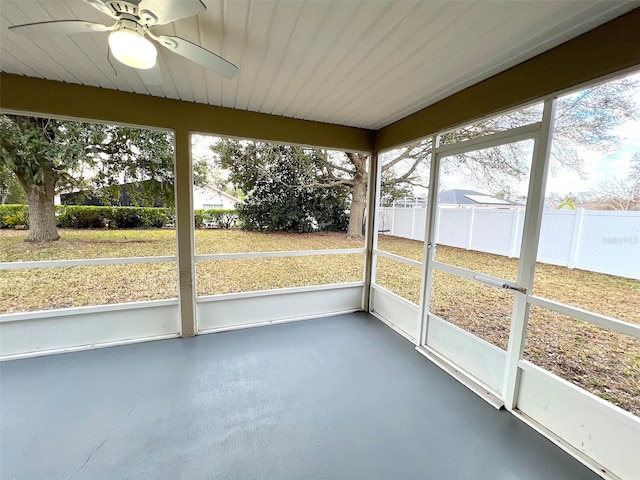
198,209,238,229
0,204,29,228
56,206,107,228
111,207,143,228
56,206,170,229
194,209,205,229
0,205,235,230
141,207,169,228
204,209,238,228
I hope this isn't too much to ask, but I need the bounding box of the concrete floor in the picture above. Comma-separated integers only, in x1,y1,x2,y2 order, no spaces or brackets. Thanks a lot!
1,312,601,480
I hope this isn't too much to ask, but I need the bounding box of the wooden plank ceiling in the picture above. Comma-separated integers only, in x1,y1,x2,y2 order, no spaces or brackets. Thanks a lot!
0,1,636,130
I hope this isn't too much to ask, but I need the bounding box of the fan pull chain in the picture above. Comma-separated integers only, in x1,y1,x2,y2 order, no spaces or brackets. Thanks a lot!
106,46,118,77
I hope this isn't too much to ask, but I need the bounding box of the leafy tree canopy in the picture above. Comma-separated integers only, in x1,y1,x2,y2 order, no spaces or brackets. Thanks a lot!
0,163,25,204
214,141,349,233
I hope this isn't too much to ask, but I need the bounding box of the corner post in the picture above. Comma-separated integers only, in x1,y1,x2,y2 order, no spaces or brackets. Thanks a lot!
174,128,197,337
362,151,380,311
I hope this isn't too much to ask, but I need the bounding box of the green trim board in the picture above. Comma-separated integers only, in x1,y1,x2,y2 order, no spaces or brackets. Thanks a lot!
0,74,375,153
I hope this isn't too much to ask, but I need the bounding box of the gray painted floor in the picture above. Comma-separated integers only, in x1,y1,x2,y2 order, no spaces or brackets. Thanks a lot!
1,313,601,480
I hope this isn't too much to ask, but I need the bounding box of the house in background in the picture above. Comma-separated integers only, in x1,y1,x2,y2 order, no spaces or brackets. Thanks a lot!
58,180,172,207
193,186,242,210
437,189,514,206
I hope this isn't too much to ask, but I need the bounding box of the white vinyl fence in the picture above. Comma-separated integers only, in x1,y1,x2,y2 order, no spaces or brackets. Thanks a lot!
378,207,640,280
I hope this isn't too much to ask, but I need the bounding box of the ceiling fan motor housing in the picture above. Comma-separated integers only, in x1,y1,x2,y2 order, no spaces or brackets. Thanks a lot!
117,17,147,36
90,1,158,27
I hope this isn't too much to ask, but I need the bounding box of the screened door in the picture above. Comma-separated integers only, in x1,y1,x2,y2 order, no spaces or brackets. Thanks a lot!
423,132,538,396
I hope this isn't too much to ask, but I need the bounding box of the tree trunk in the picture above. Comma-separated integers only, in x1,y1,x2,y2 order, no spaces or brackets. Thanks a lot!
346,153,368,239
23,172,59,242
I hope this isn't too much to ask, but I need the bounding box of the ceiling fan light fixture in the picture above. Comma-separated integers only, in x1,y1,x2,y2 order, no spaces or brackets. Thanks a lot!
108,29,157,69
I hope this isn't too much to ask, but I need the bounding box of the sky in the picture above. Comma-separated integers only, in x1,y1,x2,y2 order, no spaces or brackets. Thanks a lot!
545,71,640,197
191,134,220,163
546,115,640,197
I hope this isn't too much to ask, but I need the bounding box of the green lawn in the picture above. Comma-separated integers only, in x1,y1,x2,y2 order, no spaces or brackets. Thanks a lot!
0,228,638,416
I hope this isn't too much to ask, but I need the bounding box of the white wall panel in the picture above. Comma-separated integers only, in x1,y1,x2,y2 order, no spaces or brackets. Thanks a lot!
518,362,640,480
370,285,419,341
0,301,180,359
426,314,506,394
197,283,363,332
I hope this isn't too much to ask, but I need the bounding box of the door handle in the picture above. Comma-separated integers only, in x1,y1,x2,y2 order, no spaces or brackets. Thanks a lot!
472,275,527,294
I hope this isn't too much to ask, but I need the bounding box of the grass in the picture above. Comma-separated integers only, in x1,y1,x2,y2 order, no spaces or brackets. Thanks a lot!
0,228,638,415
196,255,363,296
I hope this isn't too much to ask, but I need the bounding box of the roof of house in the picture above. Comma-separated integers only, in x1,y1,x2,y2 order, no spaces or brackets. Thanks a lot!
195,186,242,204
437,189,513,206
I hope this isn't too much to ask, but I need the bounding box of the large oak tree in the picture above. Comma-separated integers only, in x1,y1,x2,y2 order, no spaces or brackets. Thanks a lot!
0,115,174,242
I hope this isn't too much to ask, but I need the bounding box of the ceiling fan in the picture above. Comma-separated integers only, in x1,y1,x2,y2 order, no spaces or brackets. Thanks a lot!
8,0,238,84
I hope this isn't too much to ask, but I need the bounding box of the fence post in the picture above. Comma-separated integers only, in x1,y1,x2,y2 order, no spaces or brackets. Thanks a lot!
390,206,395,235
509,208,526,258
465,207,475,250
568,208,585,269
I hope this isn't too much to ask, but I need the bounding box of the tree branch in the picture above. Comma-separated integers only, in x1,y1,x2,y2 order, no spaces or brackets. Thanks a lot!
381,146,430,172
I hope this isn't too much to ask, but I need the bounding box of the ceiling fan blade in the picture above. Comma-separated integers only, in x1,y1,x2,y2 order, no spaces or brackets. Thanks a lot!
84,0,118,19
9,20,114,37
155,35,238,79
137,63,164,86
138,0,206,26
